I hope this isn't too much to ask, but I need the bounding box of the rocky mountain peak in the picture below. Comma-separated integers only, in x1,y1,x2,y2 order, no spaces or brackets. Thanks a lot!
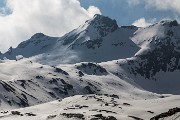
85,14,118,37
31,33,45,39
159,20,178,27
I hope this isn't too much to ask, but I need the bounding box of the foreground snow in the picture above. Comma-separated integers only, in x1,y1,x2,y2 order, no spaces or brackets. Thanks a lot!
0,94,179,120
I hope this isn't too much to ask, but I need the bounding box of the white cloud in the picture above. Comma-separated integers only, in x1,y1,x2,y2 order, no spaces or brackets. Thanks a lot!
145,0,180,14
0,0,101,52
127,0,180,14
132,18,156,27
87,6,102,18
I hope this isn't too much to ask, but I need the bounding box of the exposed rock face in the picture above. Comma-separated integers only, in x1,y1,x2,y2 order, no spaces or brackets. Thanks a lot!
150,107,180,120
120,20,180,80
125,39,180,79
87,14,118,37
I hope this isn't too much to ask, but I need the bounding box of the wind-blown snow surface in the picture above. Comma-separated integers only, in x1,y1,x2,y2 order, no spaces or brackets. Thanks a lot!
0,15,179,120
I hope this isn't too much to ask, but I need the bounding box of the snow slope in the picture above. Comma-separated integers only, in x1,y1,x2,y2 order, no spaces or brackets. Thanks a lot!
0,94,179,120
0,59,160,111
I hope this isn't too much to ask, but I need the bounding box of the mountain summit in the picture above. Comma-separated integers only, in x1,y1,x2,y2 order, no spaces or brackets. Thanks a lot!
84,14,118,37
0,15,139,63
62,14,119,45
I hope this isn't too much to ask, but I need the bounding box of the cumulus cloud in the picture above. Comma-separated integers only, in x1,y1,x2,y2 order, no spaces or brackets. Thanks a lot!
132,18,156,27
0,0,101,52
87,6,102,18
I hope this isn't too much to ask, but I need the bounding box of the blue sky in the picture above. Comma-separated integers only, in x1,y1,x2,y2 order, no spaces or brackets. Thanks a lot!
80,0,176,26
0,0,177,26
0,0,5,7
0,0,178,26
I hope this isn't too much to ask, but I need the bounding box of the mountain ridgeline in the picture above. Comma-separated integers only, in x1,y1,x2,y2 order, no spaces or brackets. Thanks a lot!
0,14,139,62
0,15,180,95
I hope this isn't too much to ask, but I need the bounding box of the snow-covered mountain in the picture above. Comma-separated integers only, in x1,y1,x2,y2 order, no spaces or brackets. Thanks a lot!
0,33,58,60
0,15,139,64
0,15,179,120
117,20,180,94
